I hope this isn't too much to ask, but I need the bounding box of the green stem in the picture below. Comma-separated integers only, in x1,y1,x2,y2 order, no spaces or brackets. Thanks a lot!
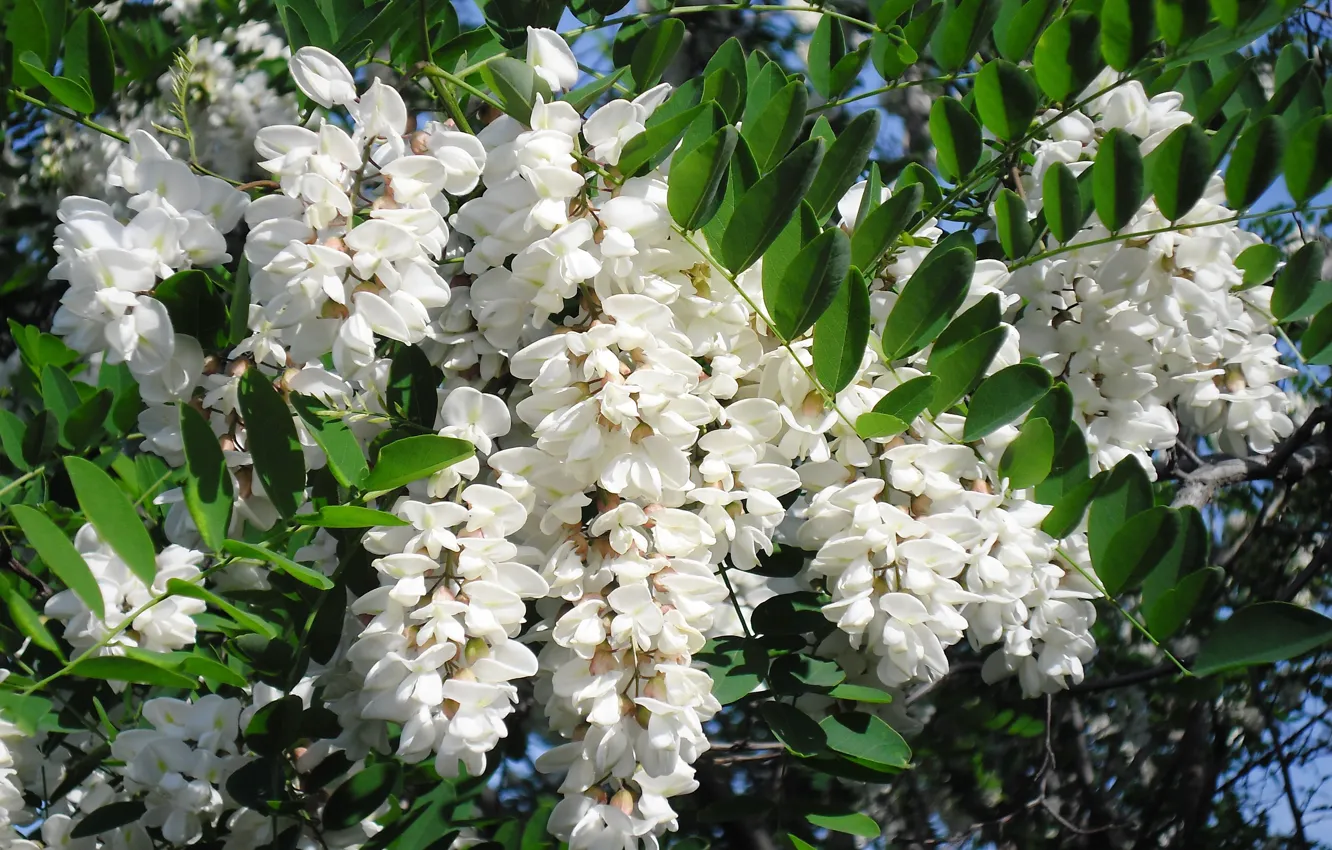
0,466,46,503
1009,204,1332,272
456,2,878,79
421,64,504,111
19,561,232,695
1059,547,1193,676
9,89,129,142
808,72,978,114
675,228,860,433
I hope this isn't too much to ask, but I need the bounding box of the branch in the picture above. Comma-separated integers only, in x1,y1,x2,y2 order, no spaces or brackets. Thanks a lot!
1253,672,1312,849
1171,408,1331,509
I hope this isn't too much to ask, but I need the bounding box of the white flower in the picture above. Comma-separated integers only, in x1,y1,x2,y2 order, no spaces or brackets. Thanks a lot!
526,27,579,93
289,46,358,108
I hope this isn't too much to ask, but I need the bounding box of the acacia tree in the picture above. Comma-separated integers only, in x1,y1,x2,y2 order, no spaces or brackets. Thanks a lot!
2,0,1332,847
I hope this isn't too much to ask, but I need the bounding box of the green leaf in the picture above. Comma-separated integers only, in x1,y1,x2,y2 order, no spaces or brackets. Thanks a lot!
1044,161,1090,243
1142,501,1210,604
481,56,551,125
850,183,922,270
41,364,82,435
974,59,1039,141
179,404,233,553
18,52,96,113
719,138,827,273
1039,470,1107,537
0,409,32,471
224,539,335,590
806,110,880,221
62,389,112,450
805,813,881,839
1303,304,1332,366
62,9,115,110
855,412,910,440
630,17,683,89
1093,128,1145,232
64,456,157,586
882,243,976,359
1235,243,1281,288
1208,108,1249,168
745,60,787,124
766,227,851,340
153,269,229,349
361,434,474,492
827,683,895,703
1101,0,1153,70
1284,114,1332,205
667,125,738,231
245,694,304,755
617,102,707,177
386,345,444,429
998,416,1055,488
872,376,940,429
1148,123,1209,221
929,326,1008,414
1194,602,1332,677
68,654,198,688
761,702,827,757
1155,0,1208,46
1195,57,1256,124
964,363,1052,441
1087,458,1152,568
71,801,148,840
294,506,409,528
0,692,53,736
930,292,1001,368
1272,242,1327,322
760,201,821,311
820,712,911,769
1225,115,1286,209
1096,506,1180,596
994,188,1034,259
808,17,845,98
10,505,104,619
1145,567,1221,640
1,575,60,655
290,394,369,490
897,161,943,207
813,267,870,394
995,0,1055,61
789,836,818,850
165,578,277,639
741,80,808,172
930,97,982,180
1032,12,1103,102
99,362,141,436
326,763,401,830
700,637,767,704
173,652,247,689
931,0,1000,71
237,370,305,518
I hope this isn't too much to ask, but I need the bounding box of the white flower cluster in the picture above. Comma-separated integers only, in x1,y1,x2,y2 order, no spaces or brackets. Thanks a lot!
45,525,208,657
30,30,1298,850
1011,68,1295,468
50,129,249,474
20,23,293,208
0,714,41,850
109,696,248,845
